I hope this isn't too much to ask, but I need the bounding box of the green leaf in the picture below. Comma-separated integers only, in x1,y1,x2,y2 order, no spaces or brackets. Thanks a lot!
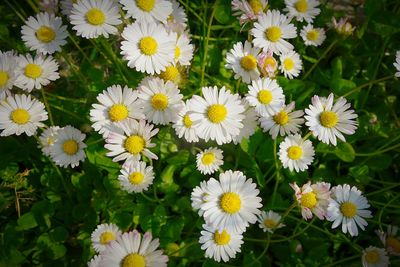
166,150,190,165
214,0,236,25
17,212,38,231
334,142,355,162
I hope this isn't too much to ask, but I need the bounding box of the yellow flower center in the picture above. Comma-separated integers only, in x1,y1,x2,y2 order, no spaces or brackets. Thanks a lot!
167,15,174,23
124,135,145,155
62,139,79,155
364,250,380,264
182,115,192,128
283,58,295,71
387,237,400,254
264,56,276,69
295,0,308,13
214,230,231,246
108,104,129,122
11,108,30,125
273,111,289,125
287,145,303,160
300,192,317,208
265,26,282,42
160,66,180,83
0,71,9,86
47,137,55,145
85,8,105,25
151,93,169,110
240,55,257,71
249,0,263,13
220,192,241,214
36,26,56,43
139,36,158,56
340,202,357,218
136,0,155,12
129,172,144,185
320,111,338,128
99,231,116,245
257,90,272,104
175,46,181,59
207,104,227,123
307,30,319,41
122,253,146,267
201,152,215,165
264,219,277,228
24,63,42,79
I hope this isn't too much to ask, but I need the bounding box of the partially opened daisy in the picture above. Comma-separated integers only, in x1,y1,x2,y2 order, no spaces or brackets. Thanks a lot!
290,181,331,220
251,10,297,54
199,224,244,263
190,86,245,145
258,50,278,78
232,101,258,144
0,51,18,99
39,0,59,14
0,94,48,136
172,100,199,143
259,101,304,139
362,246,389,267
118,161,155,193
164,0,188,32
246,77,285,117
305,93,358,146
38,126,60,156
394,51,400,77
90,85,145,137
201,170,262,233
174,33,194,66
119,0,173,23
376,225,400,255
332,17,355,36
279,50,302,79
21,12,68,55
225,40,261,84
284,0,320,23
121,21,175,75
231,0,268,25
191,181,208,216
50,125,87,168
91,223,122,253
257,210,285,233
15,54,59,92
327,184,372,237
60,0,74,16
300,24,326,47
100,230,168,267
278,134,315,172
70,0,122,39
196,147,224,175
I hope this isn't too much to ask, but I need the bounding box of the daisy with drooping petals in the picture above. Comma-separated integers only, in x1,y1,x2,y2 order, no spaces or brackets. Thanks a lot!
257,210,285,233
100,230,168,267
189,86,245,145
165,0,188,33
38,126,60,156
118,161,155,193
39,0,59,14
259,101,304,139
225,41,261,84
60,0,74,16
231,0,268,25
258,50,278,78
21,12,67,55
300,24,326,47
0,51,18,100
290,181,331,220
279,50,302,79
120,21,175,75
174,33,194,66
196,147,224,175
394,51,400,77
278,134,315,172
50,125,87,168
246,77,285,117
201,170,262,233
284,0,320,23
91,223,122,253
0,94,48,136
199,224,244,263
232,100,258,144
70,0,122,39
88,254,102,267
362,246,389,267
119,0,172,23
327,184,372,237
305,93,358,146
90,85,145,138
251,10,297,54
376,225,400,255
172,100,199,143
191,181,208,216
15,54,59,92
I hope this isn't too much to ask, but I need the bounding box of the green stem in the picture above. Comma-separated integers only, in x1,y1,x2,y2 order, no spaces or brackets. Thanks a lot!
200,1,217,87
341,75,394,98
41,88,54,126
302,40,338,80
325,254,359,267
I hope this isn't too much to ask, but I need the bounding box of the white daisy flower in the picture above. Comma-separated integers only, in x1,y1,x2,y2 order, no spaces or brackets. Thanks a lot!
290,181,331,220
172,100,199,143
91,223,122,253
251,9,297,54
21,12,68,55
362,246,389,267
164,0,188,33
90,85,145,138
120,21,175,75
327,184,372,237
119,0,172,23
232,101,258,144
246,77,285,117
231,0,268,25
201,170,262,233
174,33,194,66
258,50,278,78
196,147,224,175
70,0,122,39
0,51,18,99
259,101,304,139
189,86,245,145
88,254,102,267
300,24,326,47
376,225,400,255
284,0,320,23
278,134,315,172
225,40,261,84
394,51,400,78
118,161,155,193
332,17,355,36
191,181,208,216
105,119,159,166
38,126,60,156
100,230,168,267
158,64,182,85
60,0,74,16
0,94,47,136
199,224,244,263
15,54,59,92
305,93,358,146
279,50,302,79
138,77,184,125
50,125,87,168
257,210,285,233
